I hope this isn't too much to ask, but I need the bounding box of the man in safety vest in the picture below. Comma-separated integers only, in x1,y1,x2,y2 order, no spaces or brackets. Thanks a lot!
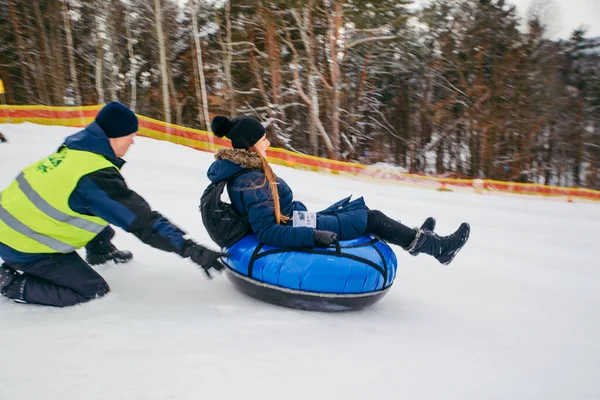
0,102,226,307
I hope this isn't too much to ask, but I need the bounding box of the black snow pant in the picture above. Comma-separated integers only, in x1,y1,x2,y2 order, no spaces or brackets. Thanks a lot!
366,210,416,249
2,252,110,307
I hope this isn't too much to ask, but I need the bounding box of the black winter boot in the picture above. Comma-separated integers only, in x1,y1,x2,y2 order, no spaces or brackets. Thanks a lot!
86,243,133,266
405,223,470,265
420,217,436,232
0,264,17,292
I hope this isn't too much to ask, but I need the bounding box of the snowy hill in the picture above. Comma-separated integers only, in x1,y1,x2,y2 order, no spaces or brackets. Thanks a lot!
0,123,599,400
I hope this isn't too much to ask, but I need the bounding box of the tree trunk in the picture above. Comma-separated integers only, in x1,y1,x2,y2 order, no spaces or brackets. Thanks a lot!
395,78,410,164
325,0,345,159
247,30,285,149
95,13,105,104
544,121,555,185
416,69,433,171
155,0,171,123
263,6,281,114
6,0,35,102
222,0,235,116
248,34,269,107
125,5,137,111
105,0,119,102
176,96,195,127
469,123,478,177
22,2,50,104
31,0,58,103
62,0,81,105
573,97,584,186
282,10,334,157
50,5,66,105
190,0,210,131
291,4,329,156
436,136,445,173
191,45,203,124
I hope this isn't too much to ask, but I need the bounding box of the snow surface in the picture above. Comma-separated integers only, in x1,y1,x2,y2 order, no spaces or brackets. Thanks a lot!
1,123,599,400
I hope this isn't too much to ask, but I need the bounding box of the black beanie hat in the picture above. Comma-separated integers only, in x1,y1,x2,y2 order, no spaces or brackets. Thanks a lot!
95,102,139,138
211,115,265,149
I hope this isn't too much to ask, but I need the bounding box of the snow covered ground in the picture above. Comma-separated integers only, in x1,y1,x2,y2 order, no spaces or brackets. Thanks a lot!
1,122,599,400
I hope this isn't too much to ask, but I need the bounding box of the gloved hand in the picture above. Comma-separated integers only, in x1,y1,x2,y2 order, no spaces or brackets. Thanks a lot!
180,240,229,279
313,230,338,247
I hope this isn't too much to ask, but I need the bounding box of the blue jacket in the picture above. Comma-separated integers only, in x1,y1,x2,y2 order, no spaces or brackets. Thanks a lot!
206,149,368,248
0,122,187,264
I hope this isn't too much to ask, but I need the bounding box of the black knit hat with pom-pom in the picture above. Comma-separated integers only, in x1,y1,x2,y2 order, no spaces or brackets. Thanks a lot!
211,115,265,149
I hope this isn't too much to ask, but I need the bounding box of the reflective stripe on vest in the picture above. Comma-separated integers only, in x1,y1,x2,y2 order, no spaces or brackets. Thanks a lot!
0,148,117,254
0,193,77,253
15,172,105,233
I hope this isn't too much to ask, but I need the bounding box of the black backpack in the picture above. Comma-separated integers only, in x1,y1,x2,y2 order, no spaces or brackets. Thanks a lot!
200,170,253,248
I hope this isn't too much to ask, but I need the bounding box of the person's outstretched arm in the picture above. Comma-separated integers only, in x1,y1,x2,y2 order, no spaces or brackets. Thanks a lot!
70,168,226,276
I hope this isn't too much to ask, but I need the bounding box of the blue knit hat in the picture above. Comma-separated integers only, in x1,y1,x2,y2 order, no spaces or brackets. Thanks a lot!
211,115,265,149
95,102,138,138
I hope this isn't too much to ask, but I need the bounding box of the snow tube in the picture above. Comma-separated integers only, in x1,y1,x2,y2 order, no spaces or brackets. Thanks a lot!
223,234,398,312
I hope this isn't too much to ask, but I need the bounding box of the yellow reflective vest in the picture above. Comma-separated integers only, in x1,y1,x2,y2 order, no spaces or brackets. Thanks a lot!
0,147,117,254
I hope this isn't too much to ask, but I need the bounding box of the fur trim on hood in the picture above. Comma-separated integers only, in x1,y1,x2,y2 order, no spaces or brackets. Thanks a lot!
214,148,263,169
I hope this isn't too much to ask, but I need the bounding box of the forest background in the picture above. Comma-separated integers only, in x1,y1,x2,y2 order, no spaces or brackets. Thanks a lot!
1,0,599,188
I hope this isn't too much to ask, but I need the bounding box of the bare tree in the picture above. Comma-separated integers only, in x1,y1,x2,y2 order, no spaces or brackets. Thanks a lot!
62,0,81,105
50,5,66,105
30,0,58,103
218,0,236,117
190,0,210,131
124,4,137,111
94,4,105,104
21,1,50,103
323,0,345,158
263,5,282,116
288,4,335,157
6,0,35,102
105,0,119,102
154,0,172,123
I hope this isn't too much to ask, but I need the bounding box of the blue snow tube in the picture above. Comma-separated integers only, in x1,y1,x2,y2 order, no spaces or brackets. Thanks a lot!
223,234,398,312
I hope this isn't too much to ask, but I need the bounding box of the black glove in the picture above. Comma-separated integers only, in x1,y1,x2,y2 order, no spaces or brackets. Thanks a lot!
180,240,229,279
313,230,338,247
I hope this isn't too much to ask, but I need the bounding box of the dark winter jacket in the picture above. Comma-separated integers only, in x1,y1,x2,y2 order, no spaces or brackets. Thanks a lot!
206,149,369,248
0,122,187,264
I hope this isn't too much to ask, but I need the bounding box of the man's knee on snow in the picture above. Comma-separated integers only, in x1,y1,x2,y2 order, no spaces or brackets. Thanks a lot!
80,280,110,301
47,281,110,307
94,281,110,299
2,276,111,307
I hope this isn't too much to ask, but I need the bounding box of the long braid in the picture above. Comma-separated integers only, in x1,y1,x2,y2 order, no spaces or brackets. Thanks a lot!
253,148,290,225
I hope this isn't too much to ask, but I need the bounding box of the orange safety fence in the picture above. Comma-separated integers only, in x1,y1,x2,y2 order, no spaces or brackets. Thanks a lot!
2,104,599,202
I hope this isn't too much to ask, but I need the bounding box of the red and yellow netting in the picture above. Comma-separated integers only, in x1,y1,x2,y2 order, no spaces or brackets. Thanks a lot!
2,104,599,201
